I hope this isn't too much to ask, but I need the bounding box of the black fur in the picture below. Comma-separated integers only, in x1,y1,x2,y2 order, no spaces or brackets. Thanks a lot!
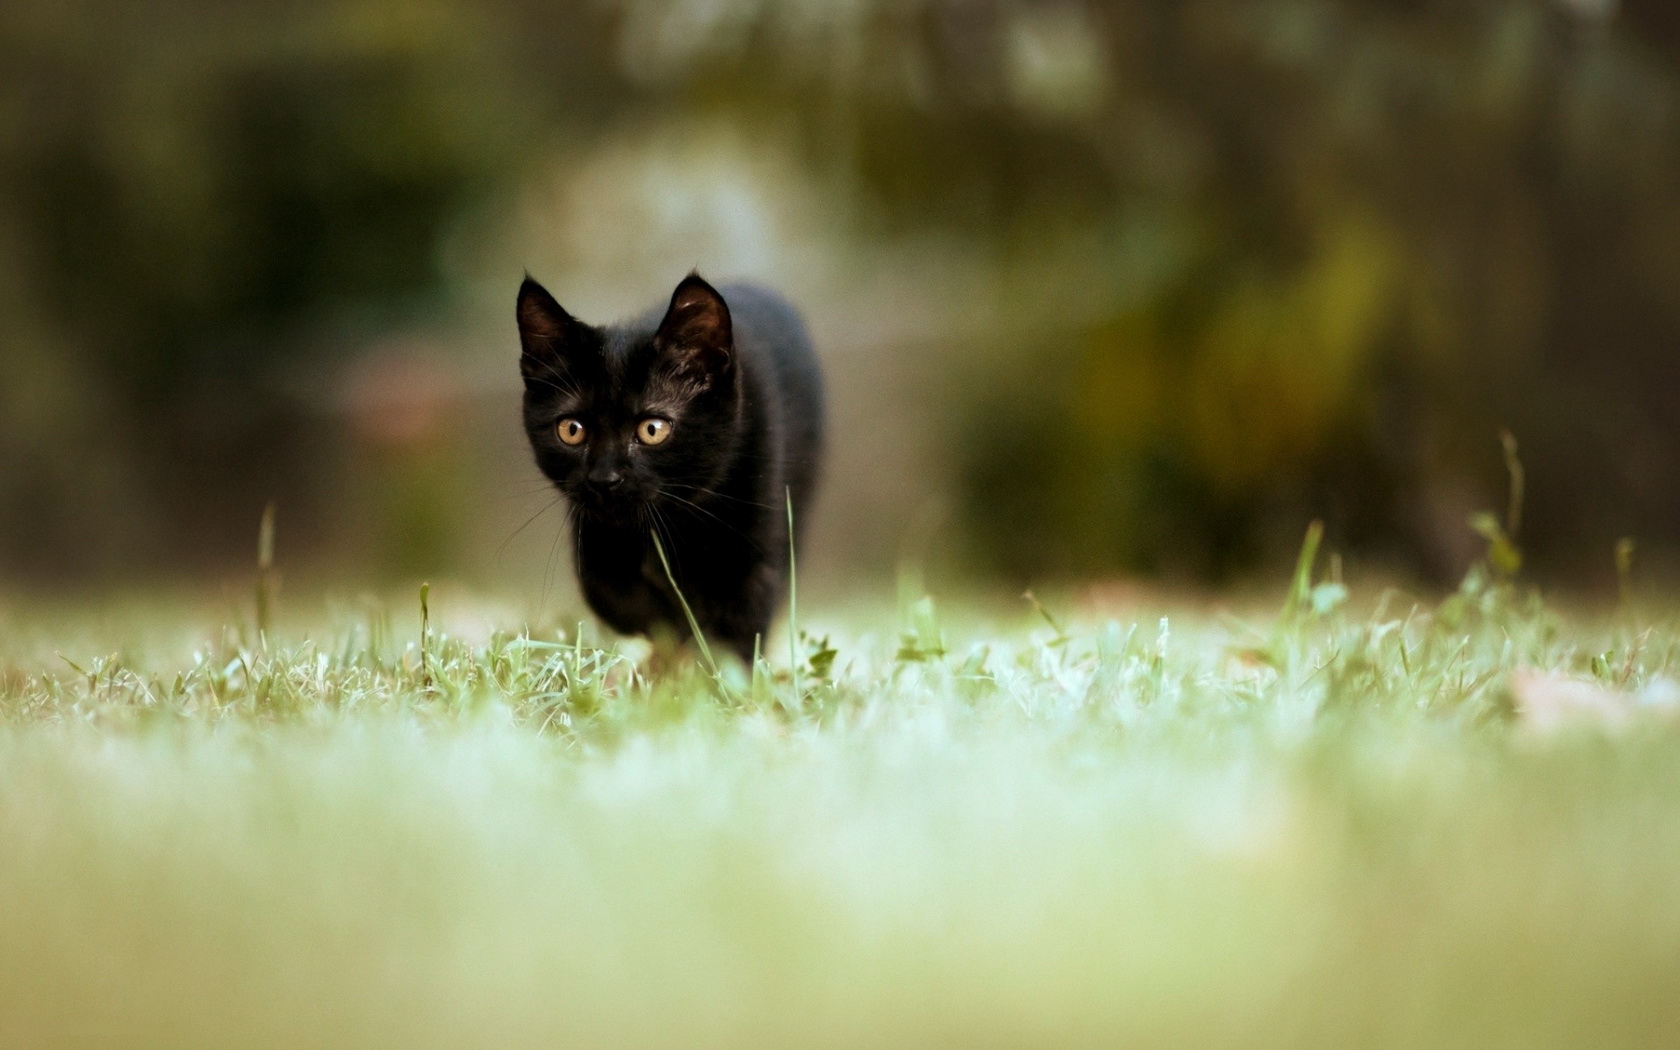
517,273,824,662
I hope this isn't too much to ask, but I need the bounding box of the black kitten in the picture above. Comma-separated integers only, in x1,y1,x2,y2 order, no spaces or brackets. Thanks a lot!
517,273,824,663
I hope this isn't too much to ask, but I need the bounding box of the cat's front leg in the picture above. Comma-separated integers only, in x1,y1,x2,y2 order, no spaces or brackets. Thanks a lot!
579,572,667,639
574,522,672,638
700,562,782,666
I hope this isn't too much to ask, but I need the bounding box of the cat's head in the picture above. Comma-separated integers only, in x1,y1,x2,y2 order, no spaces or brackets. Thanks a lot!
517,273,741,523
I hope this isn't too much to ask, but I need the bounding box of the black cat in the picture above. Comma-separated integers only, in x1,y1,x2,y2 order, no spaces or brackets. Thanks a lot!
517,273,824,663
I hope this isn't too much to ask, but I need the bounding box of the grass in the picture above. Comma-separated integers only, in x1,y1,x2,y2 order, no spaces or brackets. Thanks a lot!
2,557,1680,1048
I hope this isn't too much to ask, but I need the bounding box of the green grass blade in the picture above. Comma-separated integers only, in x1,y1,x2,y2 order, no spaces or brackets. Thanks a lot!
787,487,801,707
649,526,720,680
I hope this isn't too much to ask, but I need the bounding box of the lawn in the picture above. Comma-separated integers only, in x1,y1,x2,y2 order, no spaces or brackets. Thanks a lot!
2,553,1679,1048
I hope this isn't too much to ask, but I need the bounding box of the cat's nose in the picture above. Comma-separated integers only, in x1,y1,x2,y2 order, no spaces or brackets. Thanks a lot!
587,466,624,492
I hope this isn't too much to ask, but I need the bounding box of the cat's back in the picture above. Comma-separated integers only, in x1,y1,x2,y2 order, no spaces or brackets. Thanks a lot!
719,284,821,401
719,283,824,469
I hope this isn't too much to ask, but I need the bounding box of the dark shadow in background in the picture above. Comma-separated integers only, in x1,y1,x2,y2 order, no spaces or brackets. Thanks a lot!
2,0,1678,591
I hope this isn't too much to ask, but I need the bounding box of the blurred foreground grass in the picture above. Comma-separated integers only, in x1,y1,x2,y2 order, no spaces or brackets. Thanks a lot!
3,562,1680,1048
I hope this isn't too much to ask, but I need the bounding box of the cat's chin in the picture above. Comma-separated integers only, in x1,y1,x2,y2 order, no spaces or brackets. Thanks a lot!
572,499,645,528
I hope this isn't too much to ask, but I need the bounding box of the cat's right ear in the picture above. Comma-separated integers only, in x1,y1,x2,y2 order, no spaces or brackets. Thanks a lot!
517,277,578,384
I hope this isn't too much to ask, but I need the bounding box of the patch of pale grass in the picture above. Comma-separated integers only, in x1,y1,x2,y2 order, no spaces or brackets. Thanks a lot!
2,570,1678,1048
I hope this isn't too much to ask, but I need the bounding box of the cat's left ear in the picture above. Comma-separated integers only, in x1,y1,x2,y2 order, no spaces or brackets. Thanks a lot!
653,273,733,382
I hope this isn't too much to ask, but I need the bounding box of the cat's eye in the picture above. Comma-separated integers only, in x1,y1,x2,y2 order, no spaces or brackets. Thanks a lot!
636,418,673,446
556,418,586,446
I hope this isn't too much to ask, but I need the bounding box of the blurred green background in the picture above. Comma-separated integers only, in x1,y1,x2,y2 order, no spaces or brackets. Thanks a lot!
3,0,1679,595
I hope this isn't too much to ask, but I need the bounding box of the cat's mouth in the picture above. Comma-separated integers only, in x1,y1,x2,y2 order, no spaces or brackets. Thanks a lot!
570,491,649,526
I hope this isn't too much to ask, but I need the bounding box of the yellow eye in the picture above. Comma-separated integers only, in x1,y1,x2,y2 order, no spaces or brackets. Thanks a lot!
636,418,672,446
557,418,586,446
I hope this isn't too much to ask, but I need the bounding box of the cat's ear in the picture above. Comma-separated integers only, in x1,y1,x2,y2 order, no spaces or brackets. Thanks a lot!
653,273,733,382
517,277,579,383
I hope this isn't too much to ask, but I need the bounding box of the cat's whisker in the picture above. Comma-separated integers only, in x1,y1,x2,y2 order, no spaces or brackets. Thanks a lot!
497,495,564,558
496,478,572,502
539,520,564,610
666,484,776,512
540,501,581,611
659,491,765,552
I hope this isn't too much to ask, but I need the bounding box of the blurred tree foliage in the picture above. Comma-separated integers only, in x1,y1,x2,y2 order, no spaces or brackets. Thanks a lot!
621,0,1680,582
3,0,1679,584
0,0,555,575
